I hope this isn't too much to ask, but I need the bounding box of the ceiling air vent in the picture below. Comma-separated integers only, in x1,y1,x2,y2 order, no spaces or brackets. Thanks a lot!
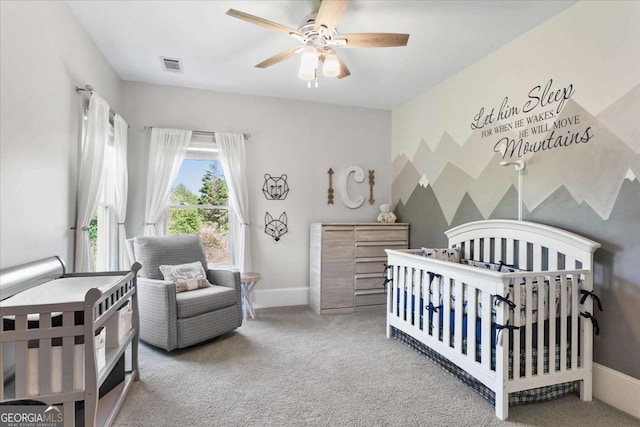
161,57,183,73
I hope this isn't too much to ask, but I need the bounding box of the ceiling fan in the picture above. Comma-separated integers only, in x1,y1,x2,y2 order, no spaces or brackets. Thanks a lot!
226,0,410,84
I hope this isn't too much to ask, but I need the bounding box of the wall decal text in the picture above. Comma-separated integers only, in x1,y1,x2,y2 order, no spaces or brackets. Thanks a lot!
469,78,594,160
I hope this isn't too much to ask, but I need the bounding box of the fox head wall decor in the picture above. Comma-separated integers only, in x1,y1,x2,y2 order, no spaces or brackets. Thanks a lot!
265,211,288,242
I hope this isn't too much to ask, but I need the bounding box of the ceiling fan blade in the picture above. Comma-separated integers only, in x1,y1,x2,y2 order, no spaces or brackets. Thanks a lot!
336,55,350,79
255,46,302,69
314,0,349,35
336,33,410,48
226,9,304,40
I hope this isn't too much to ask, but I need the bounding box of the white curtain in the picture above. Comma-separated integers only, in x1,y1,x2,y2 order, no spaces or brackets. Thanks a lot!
113,114,129,269
75,94,110,272
216,133,252,273
144,128,192,236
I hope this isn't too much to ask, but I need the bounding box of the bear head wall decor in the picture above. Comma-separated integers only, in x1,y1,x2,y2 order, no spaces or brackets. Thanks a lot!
262,174,289,200
265,211,288,242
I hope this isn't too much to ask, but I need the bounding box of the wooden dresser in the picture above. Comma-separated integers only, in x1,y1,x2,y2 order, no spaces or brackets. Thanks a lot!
309,223,409,314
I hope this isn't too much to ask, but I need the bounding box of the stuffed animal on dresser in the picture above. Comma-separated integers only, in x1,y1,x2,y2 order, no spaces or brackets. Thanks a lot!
377,204,397,223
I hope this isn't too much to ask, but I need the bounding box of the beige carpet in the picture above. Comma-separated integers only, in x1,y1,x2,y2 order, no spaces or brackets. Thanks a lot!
113,306,638,426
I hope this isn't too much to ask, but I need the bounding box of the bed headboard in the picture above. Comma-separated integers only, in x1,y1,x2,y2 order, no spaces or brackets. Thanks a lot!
445,220,600,271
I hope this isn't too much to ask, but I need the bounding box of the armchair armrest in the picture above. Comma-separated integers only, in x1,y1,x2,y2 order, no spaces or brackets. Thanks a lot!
207,269,242,305
136,277,178,351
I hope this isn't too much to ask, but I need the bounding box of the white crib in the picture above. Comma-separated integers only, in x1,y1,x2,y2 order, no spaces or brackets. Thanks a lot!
385,219,601,420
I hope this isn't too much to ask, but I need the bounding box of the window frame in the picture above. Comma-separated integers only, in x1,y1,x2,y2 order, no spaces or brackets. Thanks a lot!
166,138,232,266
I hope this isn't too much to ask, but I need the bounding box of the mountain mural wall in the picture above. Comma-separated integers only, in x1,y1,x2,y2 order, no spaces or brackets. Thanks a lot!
393,86,640,224
391,1,640,381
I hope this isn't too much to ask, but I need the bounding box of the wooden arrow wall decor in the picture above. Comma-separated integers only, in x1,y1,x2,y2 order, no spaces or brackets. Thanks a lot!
327,168,334,204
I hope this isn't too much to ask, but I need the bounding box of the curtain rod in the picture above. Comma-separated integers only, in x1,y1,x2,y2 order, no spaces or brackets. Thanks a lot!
144,126,251,141
75,84,122,120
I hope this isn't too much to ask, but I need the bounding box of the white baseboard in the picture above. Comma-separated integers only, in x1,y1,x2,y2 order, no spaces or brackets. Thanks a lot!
593,362,640,419
252,286,309,309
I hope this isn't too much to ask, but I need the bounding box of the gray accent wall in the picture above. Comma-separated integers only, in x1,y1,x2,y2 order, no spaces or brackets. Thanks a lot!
396,180,640,378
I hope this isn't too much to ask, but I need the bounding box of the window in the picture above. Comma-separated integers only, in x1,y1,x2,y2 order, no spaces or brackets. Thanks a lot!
167,138,230,265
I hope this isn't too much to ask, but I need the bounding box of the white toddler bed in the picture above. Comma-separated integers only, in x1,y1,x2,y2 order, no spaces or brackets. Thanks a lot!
385,219,601,420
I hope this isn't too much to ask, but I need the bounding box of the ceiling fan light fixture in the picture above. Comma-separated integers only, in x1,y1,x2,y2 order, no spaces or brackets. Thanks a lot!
323,52,340,77
298,65,316,81
300,45,319,71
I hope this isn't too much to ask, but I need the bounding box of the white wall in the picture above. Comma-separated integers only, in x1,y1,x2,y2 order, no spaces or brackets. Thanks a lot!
123,82,391,306
0,1,122,269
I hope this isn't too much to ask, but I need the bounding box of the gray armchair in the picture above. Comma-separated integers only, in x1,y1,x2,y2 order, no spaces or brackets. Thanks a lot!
127,234,242,351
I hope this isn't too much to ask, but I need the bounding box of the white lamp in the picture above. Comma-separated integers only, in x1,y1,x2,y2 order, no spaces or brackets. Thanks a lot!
323,52,340,77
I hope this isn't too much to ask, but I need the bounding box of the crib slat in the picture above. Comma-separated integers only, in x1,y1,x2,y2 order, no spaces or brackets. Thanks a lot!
537,278,545,376
525,277,533,378
533,244,542,271
483,238,491,263
494,238,502,265
399,266,406,321
407,268,413,326
518,240,527,270
62,311,75,394
418,269,424,329
512,277,521,379
433,271,441,339
468,286,477,361
473,239,481,261
548,250,558,271
571,274,579,370
565,256,576,270
549,277,557,373
411,268,418,327
560,275,568,372
38,312,52,396
14,314,27,398
481,291,491,370
422,270,429,332
454,279,463,353
0,318,4,401
505,239,514,265
64,403,75,427
443,277,451,347
392,266,399,317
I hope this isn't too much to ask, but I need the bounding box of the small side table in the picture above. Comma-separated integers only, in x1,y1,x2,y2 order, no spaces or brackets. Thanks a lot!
240,272,261,320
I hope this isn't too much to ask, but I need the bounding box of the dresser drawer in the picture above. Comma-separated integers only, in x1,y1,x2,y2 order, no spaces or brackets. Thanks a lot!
355,226,408,242
355,275,386,291
355,242,407,258
354,290,386,307
354,258,386,275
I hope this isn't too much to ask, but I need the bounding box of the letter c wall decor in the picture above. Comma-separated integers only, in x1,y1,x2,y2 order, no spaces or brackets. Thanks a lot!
339,165,365,209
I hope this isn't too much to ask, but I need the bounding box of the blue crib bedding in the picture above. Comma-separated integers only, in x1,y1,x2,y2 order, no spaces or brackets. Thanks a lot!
396,291,574,351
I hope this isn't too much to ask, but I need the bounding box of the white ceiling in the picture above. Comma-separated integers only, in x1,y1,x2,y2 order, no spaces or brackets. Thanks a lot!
67,0,578,110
